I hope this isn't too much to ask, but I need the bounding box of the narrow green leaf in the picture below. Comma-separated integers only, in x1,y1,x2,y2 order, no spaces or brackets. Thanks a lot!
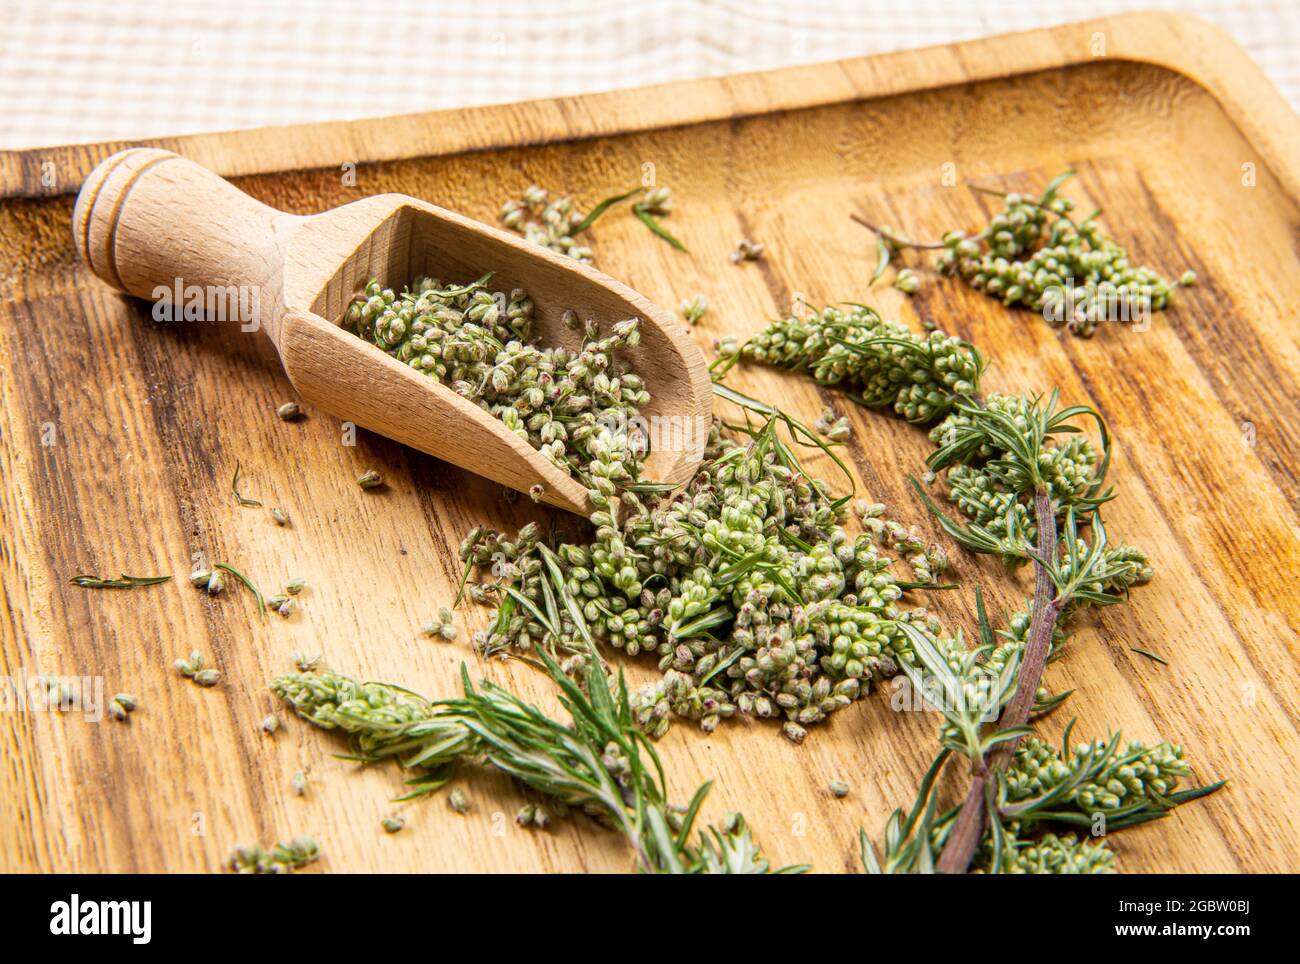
859,829,883,874
571,187,640,234
71,573,171,589
868,234,891,285
632,205,687,251
1129,646,1169,666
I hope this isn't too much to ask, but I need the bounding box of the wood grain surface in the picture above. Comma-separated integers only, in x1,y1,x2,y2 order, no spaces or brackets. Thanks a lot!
1,12,1297,873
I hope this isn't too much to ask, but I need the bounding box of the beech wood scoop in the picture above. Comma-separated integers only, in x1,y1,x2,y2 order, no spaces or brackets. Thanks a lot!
73,149,711,514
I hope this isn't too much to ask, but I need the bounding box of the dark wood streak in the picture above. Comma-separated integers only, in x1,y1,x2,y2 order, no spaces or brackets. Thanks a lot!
1063,311,1298,732
117,291,281,852
1127,167,1300,506
8,293,125,870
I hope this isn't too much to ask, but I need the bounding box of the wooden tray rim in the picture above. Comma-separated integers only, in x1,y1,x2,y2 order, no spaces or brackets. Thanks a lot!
1,11,1297,207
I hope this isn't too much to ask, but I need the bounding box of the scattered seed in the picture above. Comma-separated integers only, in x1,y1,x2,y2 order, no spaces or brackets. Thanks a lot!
679,293,709,325
893,268,919,294
421,607,457,641
729,238,764,263
292,652,321,672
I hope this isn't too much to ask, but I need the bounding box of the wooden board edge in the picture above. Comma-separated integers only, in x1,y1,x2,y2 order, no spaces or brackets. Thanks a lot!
1,12,1298,210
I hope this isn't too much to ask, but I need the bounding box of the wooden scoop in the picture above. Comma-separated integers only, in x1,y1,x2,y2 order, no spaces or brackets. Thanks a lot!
72,149,711,514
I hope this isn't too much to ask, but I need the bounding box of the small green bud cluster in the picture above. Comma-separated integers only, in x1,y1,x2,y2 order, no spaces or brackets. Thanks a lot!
862,505,948,585
961,732,1199,873
979,830,1116,874
893,268,919,294
930,177,1193,336
515,803,552,829
737,303,982,423
1005,734,1192,814
174,650,219,687
421,607,458,641
276,668,440,728
227,835,319,874
464,414,954,742
189,567,224,595
872,723,1209,875
501,183,683,260
679,293,709,325
108,692,137,722
345,276,651,487
927,393,1153,586
815,406,851,441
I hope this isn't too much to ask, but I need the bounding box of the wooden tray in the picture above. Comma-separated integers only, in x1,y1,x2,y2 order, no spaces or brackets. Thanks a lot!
2,11,1297,873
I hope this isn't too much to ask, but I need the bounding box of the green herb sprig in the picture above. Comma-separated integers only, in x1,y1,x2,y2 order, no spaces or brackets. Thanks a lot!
458,382,954,743
501,183,686,260
855,171,1195,336
724,293,1220,872
70,573,170,589
272,640,805,874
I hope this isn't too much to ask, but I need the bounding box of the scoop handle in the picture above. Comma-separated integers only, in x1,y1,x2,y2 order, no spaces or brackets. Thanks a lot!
73,149,293,334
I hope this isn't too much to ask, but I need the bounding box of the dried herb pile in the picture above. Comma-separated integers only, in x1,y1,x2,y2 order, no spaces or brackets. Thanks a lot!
319,182,1220,871
859,171,1195,335
73,170,1219,875
724,299,1220,873
343,274,650,487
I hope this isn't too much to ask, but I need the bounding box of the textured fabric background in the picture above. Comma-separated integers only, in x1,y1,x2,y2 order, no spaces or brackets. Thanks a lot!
0,0,1295,150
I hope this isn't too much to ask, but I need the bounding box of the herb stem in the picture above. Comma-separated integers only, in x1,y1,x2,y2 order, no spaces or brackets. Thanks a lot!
214,562,267,616
231,460,262,507
935,490,1061,874
632,205,687,251
937,773,987,874
849,213,948,250
997,491,1062,747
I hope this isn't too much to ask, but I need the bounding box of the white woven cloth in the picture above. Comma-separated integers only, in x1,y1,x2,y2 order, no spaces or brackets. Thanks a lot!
0,0,1295,150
